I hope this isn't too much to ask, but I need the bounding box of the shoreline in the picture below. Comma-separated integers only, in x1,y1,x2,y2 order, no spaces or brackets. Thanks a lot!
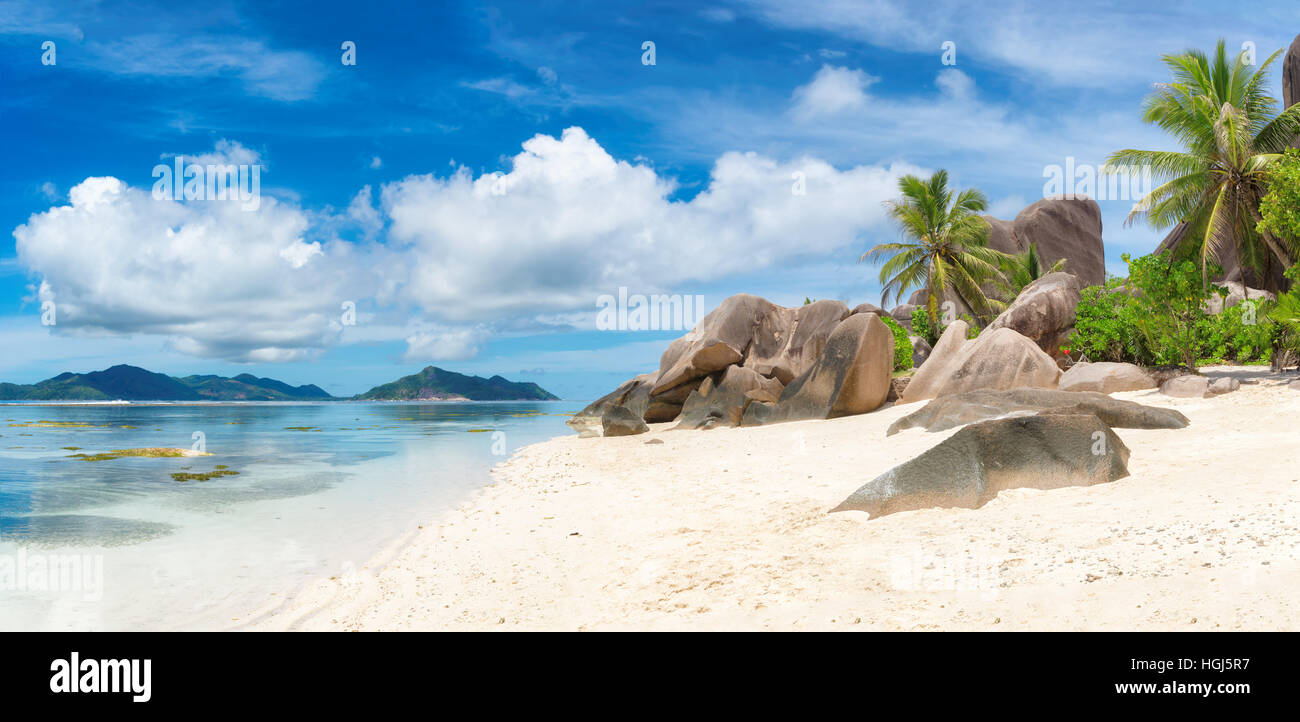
242,366,1300,631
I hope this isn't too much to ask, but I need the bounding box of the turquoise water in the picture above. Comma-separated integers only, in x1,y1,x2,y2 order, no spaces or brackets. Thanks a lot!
0,400,581,630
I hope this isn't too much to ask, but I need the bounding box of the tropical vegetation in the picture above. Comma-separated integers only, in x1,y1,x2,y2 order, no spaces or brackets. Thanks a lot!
1106,39,1300,289
861,170,1012,325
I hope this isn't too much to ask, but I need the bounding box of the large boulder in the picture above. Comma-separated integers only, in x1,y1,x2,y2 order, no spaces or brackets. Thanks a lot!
886,387,1188,435
898,320,969,403
832,414,1131,519
851,303,885,316
899,325,1061,404
986,272,1081,362
983,198,1105,288
675,365,783,430
743,299,850,385
601,405,649,437
889,303,918,330
651,294,780,399
742,312,894,425
1057,362,1156,394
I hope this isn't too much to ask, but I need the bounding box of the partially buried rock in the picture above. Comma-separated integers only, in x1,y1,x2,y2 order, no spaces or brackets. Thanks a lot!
900,325,1061,404
1208,377,1240,395
1160,376,1209,398
1057,362,1156,394
601,405,649,437
886,387,1189,435
833,414,1130,519
743,312,893,425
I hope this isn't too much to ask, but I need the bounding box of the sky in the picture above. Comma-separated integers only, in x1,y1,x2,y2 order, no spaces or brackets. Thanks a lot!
2,0,1298,400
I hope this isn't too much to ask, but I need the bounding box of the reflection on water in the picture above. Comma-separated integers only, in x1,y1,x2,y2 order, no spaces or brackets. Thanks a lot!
0,400,581,630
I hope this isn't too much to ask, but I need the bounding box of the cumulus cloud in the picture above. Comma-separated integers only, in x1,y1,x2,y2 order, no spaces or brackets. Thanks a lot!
382,127,916,330
15,145,363,362
16,129,916,362
791,65,877,120
403,324,491,362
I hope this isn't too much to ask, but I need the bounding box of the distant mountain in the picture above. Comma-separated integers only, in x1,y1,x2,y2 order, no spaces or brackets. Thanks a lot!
355,366,559,401
0,365,335,401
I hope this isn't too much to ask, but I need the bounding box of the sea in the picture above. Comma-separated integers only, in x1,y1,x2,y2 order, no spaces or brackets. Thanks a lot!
0,400,583,631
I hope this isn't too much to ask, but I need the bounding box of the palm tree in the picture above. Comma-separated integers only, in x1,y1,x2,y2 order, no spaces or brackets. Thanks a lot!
860,170,1009,325
1106,39,1300,288
996,242,1067,299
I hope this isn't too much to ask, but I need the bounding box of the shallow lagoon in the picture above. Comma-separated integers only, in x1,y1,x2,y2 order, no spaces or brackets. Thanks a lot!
0,400,582,630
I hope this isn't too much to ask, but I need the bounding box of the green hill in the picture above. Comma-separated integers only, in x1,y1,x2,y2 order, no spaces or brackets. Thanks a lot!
0,365,335,401
355,366,558,401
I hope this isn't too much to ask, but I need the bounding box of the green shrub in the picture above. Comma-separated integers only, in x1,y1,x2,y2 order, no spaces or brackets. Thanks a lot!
910,307,937,346
910,306,980,346
1259,148,1300,243
1071,253,1276,368
1197,301,1272,364
879,314,914,371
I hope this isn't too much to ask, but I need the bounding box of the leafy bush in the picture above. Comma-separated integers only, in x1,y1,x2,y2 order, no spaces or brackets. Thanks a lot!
1071,253,1275,368
1197,301,1272,364
910,307,938,346
1258,148,1300,244
910,308,980,346
879,314,914,371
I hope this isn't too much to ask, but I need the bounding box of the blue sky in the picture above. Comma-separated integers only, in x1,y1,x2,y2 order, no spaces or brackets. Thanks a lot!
2,0,1297,399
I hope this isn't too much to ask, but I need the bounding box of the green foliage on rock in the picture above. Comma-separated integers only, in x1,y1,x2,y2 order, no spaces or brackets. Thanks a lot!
879,314,914,371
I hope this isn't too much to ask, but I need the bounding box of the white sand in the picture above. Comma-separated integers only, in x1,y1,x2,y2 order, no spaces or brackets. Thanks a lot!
240,366,1300,631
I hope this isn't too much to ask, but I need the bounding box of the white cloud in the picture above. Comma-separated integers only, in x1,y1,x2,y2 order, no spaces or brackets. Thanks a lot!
403,325,491,362
935,67,974,99
14,145,363,362
790,65,877,120
739,0,1295,89
83,34,327,101
14,130,917,363
382,127,916,338
537,66,557,85
370,156,383,169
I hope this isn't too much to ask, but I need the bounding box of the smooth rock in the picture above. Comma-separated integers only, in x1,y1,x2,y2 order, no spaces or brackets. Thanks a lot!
833,415,1130,519
887,387,1189,435
1160,376,1210,398
900,326,1061,404
601,405,649,436
1058,362,1156,394
742,313,894,425
986,272,1081,362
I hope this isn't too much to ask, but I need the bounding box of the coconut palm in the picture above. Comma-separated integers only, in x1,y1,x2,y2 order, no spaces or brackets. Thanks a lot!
1106,39,1300,288
860,170,1010,325
996,242,1067,299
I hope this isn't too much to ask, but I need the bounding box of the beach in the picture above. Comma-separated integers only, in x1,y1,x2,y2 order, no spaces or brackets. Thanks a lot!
242,367,1300,631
